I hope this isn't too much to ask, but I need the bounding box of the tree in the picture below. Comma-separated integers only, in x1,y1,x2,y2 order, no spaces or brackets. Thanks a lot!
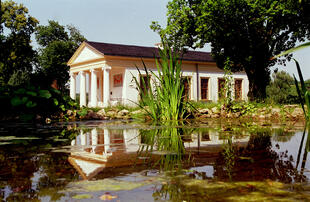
266,70,298,104
0,0,38,86
35,20,85,92
151,0,310,100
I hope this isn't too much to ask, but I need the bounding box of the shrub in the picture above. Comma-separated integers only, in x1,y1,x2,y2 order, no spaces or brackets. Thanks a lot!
266,70,298,104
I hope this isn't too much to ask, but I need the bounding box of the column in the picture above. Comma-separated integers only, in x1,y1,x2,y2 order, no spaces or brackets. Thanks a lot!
91,128,98,153
88,72,91,106
80,130,86,146
91,69,98,107
104,129,110,155
70,72,76,100
79,71,86,107
99,71,103,103
103,66,111,107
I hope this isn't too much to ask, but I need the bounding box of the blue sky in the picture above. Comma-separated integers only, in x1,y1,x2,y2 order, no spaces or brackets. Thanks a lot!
14,0,310,79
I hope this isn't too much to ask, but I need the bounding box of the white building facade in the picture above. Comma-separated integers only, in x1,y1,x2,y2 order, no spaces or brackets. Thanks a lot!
68,41,249,107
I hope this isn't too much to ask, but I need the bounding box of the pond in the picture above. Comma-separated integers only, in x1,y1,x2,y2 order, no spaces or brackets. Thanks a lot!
0,120,310,201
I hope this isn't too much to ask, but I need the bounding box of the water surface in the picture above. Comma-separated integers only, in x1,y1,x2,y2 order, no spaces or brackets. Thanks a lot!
0,120,309,201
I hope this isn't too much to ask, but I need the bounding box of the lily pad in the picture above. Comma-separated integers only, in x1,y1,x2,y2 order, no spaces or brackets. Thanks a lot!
65,179,150,193
72,194,92,199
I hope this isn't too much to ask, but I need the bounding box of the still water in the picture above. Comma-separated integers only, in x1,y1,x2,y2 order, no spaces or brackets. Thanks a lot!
0,120,309,201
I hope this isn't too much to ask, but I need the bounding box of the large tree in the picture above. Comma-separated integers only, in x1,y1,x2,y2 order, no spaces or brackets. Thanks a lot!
0,0,38,86
35,20,85,92
151,0,310,100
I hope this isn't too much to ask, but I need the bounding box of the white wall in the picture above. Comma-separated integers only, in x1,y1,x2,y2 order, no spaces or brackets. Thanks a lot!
122,63,249,105
110,68,125,103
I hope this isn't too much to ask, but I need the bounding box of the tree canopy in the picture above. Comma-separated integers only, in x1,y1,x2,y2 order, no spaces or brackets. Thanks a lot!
151,0,310,100
0,0,38,86
35,20,85,92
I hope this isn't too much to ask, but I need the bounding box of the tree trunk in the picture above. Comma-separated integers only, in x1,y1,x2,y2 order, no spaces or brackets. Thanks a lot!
245,65,270,101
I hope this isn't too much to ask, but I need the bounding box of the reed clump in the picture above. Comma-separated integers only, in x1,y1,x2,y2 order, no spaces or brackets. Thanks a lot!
132,43,192,121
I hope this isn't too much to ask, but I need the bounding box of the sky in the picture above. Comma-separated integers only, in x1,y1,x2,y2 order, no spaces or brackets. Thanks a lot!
14,0,310,79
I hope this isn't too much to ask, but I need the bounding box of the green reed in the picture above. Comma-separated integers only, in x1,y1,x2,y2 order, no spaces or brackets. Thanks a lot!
132,43,190,121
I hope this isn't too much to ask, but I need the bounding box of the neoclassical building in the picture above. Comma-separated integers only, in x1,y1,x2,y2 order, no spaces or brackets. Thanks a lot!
68,41,249,107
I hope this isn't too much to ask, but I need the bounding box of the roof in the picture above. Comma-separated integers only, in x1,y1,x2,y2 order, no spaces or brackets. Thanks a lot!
85,41,214,63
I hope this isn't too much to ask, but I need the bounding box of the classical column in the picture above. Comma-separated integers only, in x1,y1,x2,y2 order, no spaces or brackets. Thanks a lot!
104,129,110,155
79,71,86,107
70,72,76,100
103,65,111,107
90,69,98,107
99,71,103,103
88,72,91,106
91,128,98,153
80,130,86,146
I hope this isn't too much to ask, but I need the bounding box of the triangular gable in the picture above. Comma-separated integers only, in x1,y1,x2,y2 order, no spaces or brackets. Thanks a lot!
67,42,104,65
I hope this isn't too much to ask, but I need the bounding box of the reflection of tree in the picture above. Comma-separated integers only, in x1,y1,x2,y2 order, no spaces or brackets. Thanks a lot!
0,126,79,201
272,128,295,142
214,131,306,183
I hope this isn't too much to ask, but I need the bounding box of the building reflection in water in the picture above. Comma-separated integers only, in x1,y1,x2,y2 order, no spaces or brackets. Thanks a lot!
68,127,249,180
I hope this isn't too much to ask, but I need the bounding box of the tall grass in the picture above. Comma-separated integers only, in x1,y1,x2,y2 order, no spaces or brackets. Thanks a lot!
292,59,310,119
132,43,190,121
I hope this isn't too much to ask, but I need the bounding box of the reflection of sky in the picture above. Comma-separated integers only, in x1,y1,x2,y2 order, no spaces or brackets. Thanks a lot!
271,131,310,180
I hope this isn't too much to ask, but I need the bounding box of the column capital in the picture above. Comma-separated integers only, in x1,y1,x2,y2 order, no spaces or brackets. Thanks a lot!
79,71,86,75
102,62,111,70
90,68,99,73
70,72,77,77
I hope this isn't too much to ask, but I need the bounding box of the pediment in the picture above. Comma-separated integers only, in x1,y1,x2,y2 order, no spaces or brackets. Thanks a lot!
68,42,104,65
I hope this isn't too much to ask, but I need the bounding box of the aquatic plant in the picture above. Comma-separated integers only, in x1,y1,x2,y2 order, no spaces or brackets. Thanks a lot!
132,42,191,121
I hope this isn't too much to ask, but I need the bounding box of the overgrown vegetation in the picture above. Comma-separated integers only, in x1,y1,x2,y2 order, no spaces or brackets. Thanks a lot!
132,43,193,121
0,84,79,122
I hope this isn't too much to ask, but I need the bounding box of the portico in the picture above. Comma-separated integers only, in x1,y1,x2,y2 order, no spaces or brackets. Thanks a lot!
69,65,111,107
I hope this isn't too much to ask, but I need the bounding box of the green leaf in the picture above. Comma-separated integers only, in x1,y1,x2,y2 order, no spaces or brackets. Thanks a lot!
273,42,310,59
26,91,37,96
11,96,23,106
26,101,37,108
53,98,59,106
39,90,52,99
15,88,26,95
60,104,65,111
21,97,28,104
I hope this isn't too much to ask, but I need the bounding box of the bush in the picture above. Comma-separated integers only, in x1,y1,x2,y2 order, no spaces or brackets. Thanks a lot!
266,70,298,104
0,83,79,121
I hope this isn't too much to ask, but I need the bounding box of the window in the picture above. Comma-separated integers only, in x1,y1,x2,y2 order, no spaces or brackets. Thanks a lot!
235,79,242,100
201,131,210,141
218,78,226,99
200,78,209,100
182,77,191,100
139,75,150,97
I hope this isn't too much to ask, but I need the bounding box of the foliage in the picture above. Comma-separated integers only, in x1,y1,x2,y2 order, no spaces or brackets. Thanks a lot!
152,0,310,100
132,43,192,121
0,0,38,87
35,20,86,92
266,70,299,104
0,84,79,121
220,59,234,107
